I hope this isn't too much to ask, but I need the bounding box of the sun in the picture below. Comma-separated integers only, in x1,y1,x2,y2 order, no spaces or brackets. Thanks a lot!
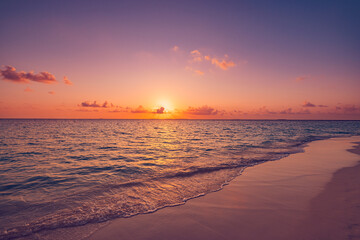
155,99,174,113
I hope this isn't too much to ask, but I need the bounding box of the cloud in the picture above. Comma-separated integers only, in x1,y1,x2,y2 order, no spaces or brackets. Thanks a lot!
48,91,55,95
102,101,111,108
81,101,101,108
184,48,239,74
302,101,316,107
24,87,33,92
80,101,111,108
211,58,235,70
63,76,73,85
155,107,165,114
335,105,360,114
190,49,202,62
172,45,179,52
255,106,311,115
131,105,149,113
0,65,57,84
191,50,201,55
302,101,328,108
184,105,218,115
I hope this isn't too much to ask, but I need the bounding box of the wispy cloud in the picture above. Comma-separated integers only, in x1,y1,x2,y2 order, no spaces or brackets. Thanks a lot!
24,87,33,92
63,76,73,85
108,107,131,113
184,105,219,115
194,70,204,76
185,66,204,76
0,65,57,84
48,91,55,95
131,105,149,113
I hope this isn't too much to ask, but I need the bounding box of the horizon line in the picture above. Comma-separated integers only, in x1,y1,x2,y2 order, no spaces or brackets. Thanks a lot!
0,118,359,121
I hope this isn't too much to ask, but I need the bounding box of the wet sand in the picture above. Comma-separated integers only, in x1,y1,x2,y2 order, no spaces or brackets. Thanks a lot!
84,137,360,240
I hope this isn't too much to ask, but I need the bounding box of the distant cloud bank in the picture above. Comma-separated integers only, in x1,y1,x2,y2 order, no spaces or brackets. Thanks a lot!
302,101,328,108
184,105,219,115
80,101,112,108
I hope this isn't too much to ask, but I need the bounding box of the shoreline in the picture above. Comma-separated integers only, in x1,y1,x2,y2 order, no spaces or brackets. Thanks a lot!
28,137,360,240
295,141,360,239
83,137,360,240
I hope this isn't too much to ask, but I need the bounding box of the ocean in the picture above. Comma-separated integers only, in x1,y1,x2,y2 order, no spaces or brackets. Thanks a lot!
0,119,359,239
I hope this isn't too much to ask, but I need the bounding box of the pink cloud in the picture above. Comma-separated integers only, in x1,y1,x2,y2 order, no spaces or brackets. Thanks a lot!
190,49,202,62
191,50,201,55
0,65,57,84
184,105,218,115
211,58,235,70
48,91,55,95
63,76,73,85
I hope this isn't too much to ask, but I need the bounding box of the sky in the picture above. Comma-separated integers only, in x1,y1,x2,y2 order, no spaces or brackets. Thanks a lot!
0,0,359,119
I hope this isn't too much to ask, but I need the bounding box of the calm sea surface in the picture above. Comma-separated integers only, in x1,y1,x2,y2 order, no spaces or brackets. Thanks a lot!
0,119,359,239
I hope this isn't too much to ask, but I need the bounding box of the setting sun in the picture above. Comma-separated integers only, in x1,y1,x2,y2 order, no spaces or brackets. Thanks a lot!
154,99,174,113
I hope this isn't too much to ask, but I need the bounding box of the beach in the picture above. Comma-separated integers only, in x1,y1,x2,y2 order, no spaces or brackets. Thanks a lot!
2,0,360,239
86,137,360,240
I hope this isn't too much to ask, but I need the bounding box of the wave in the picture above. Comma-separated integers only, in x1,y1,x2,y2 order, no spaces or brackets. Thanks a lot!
0,143,310,239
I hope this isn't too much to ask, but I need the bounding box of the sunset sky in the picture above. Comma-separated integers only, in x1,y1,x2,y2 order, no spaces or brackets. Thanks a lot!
0,0,359,119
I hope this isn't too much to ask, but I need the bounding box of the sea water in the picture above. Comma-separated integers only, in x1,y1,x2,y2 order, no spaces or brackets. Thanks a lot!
0,119,359,239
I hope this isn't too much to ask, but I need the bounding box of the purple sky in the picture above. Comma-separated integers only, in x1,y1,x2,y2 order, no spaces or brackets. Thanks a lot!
0,0,359,119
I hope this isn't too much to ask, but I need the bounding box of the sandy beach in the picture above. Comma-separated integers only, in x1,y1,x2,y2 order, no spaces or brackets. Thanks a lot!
84,137,360,240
